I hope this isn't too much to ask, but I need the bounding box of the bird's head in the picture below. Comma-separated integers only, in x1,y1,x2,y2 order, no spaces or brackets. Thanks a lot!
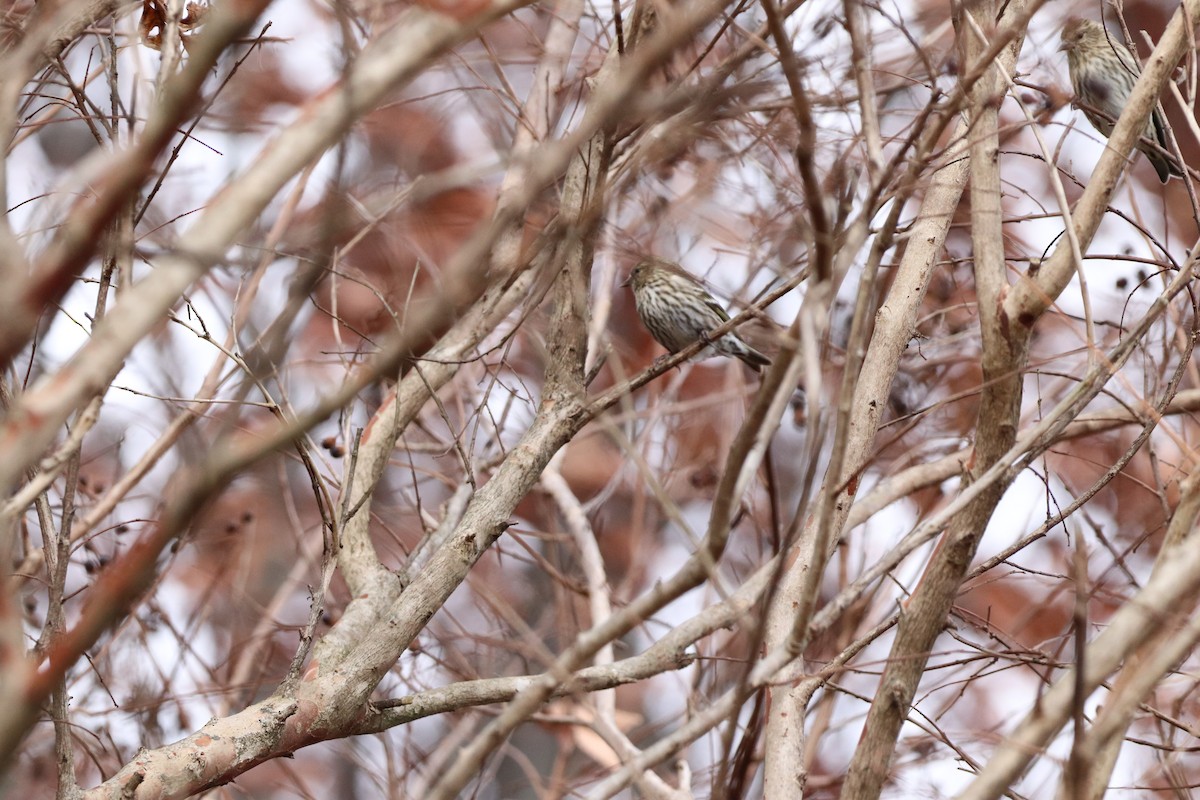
623,258,697,291
1059,17,1103,54
621,262,644,289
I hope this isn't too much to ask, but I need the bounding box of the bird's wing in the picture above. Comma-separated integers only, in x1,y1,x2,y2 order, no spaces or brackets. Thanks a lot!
1152,106,1170,149
705,297,731,324
1110,39,1142,76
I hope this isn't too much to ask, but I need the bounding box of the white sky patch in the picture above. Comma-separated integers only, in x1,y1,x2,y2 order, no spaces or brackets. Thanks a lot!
73,578,221,751
9,136,66,253
264,1,346,94
637,536,703,724
884,753,977,798
978,469,1054,556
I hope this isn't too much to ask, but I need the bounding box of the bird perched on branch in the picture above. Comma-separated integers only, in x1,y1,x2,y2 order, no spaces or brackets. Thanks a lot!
1059,17,1183,183
624,258,771,370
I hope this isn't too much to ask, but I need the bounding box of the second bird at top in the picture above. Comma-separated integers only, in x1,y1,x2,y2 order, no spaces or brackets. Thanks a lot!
1060,17,1183,183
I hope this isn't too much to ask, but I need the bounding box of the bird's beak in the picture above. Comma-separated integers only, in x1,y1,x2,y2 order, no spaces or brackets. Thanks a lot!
620,275,632,288
1057,40,1069,53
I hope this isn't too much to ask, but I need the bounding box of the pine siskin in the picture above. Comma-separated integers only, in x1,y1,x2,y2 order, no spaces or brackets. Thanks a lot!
1059,17,1182,183
624,258,771,370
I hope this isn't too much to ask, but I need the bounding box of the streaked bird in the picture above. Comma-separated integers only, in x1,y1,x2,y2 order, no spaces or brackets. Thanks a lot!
1059,17,1182,182
624,258,771,370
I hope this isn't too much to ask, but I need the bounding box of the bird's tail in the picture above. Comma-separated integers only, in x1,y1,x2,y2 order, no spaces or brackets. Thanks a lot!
1144,145,1183,183
735,343,771,370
